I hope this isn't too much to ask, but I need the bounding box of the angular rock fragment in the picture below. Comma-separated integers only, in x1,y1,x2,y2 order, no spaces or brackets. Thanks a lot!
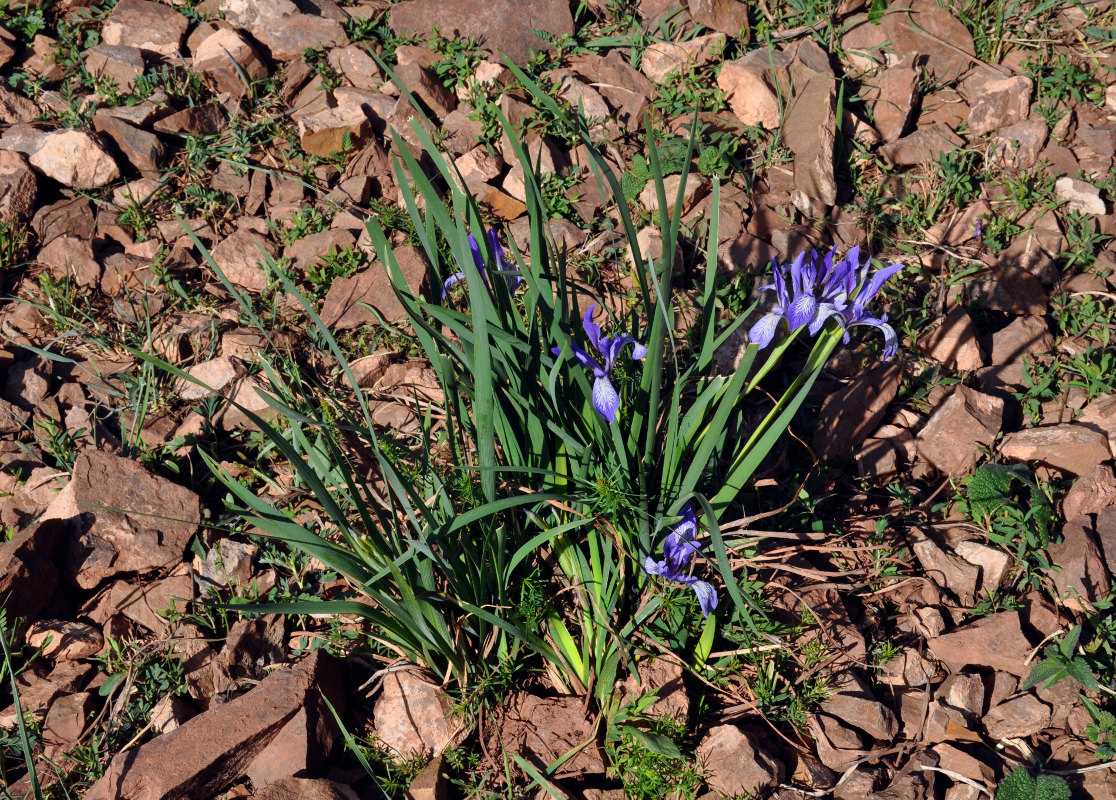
820,671,899,741
193,28,269,97
26,620,104,661
93,113,169,173
0,150,37,223
927,611,1032,676
783,40,836,218
493,693,604,778
211,228,279,292
922,307,983,371
1047,517,1111,610
879,123,964,166
917,386,1003,476
101,0,190,57
984,695,1051,740
373,670,455,760
51,449,201,589
0,85,41,124
388,0,574,67
254,14,349,61
29,130,120,189
813,363,902,460
85,651,342,800
999,424,1110,477
84,44,146,94
1055,176,1107,216
968,76,1032,137
696,725,783,798
297,104,373,158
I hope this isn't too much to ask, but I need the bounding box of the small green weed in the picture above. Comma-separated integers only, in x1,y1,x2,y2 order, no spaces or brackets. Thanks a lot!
1022,624,1101,692
994,766,1070,800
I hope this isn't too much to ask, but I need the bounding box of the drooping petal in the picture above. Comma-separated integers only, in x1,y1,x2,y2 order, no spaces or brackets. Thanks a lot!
602,332,647,371
748,312,783,349
850,315,899,360
644,557,667,578
441,271,466,298
551,344,606,377
468,232,484,272
689,580,718,617
592,375,621,423
581,305,603,355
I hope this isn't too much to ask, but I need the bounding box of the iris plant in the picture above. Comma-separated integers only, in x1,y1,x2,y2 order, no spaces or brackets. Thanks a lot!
643,504,717,617
441,229,522,298
551,305,647,423
748,246,903,359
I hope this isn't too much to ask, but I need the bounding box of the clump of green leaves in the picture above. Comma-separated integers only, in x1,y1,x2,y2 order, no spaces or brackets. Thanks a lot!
1022,624,1100,692
959,463,1057,590
1082,695,1116,760
994,766,1070,800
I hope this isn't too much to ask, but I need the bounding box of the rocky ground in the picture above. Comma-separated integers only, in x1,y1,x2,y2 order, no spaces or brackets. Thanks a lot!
2,0,1116,798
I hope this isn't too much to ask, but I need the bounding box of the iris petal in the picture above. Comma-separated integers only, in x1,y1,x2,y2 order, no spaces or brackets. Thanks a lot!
748,312,783,348
592,376,620,423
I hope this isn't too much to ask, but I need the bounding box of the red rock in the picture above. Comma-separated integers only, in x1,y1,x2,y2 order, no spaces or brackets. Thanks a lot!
42,692,94,745
52,449,201,588
879,122,964,166
85,651,342,800
0,517,63,618
493,694,604,778
101,0,189,57
984,695,1051,739
154,104,226,136
1063,464,1116,520
389,0,574,67
320,244,428,329
968,76,1032,137
37,236,101,287
0,149,37,223
813,363,902,460
84,44,145,94
994,118,1048,169
373,669,455,759
211,228,279,293
784,40,836,218
0,85,40,124
29,130,120,189
297,104,373,158
883,0,976,81
93,113,169,173
688,0,750,35
911,530,980,606
1047,517,1111,609
868,59,919,142
999,423,1110,477
917,386,1003,476
696,725,783,797
250,778,359,800
922,307,983,371
254,14,349,62
927,611,1032,676
26,620,104,661
819,670,899,741
193,28,269,98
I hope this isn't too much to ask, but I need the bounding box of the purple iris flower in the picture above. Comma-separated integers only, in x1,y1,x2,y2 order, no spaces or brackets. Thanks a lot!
551,305,647,423
441,229,523,298
748,246,903,360
643,504,718,617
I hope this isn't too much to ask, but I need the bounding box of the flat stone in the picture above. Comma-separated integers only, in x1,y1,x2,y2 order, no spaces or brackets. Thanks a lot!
999,424,1110,477
0,518,64,618
283,229,357,271
0,85,42,124
953,540,1010,596
84,44,145,94
101,0,190,57
373,670,454,759
26,620,104,661
984,695,1051,740
153,104,226,136
193,28,269,98
37,236,101,287
251,778,358,800
49,449,201,589
917,386,1003,476
638,172,710,218
254,14,349,61
29,130,120,189
1055,177,1107,216
968,76,1032,137
784,40,836,218
1063,464,1116,520
297,103,373,158
85,651,342,800
393,63,456,121
493,694,604,778
93,113,169,173
90,572,195,636
1048,517,1111,609
910,530,980,606
218,0,298,29
882,0,976,82
869,60,919,142
989,315,1052,366
328,44,383,90
879,122,964,166
640,33,725,83
0,149,37,223
388,0,574,67
180,356,240,400
994,118,1048,169
619,657,690,723
320,244,427,328
696,725,783,798
922,307,983,371
688,0,749,35
814,363,902,460
211,228,279,293
820,671,899,741
43,692,94,745
1078,394,1116,457
927,611,1032,677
